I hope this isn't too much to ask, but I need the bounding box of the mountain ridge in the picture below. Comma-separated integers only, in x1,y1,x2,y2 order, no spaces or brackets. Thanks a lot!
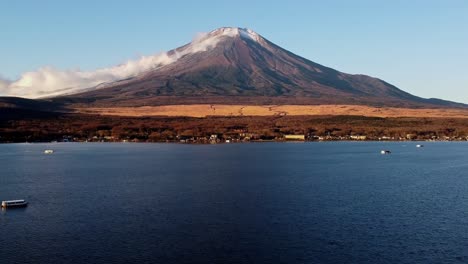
32,27,468,108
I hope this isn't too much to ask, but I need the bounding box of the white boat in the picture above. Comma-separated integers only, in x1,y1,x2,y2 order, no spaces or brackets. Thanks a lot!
1,200,28,208
381,150,391,154
416,144,424,148
44,149,54,154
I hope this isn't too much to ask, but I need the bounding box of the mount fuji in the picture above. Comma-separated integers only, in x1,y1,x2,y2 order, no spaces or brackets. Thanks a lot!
33,27,467,108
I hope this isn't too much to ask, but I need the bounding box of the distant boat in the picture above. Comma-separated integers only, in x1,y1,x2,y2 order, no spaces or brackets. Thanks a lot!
381,150,391,154
44,149,54,154
1,199,28,208
416,144,424,148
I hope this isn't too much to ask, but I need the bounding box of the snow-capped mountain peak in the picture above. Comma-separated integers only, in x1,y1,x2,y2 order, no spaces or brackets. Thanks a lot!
207,27,261,42
178,27,263,57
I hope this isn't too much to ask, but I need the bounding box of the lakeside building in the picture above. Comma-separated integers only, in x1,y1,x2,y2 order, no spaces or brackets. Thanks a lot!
350,135,367,140
284,135,305,141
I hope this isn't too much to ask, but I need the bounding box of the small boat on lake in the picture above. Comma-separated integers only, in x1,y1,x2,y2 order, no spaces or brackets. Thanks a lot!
1,200,28,208
416,144,424,148
381,150,391,154
44,149,54,154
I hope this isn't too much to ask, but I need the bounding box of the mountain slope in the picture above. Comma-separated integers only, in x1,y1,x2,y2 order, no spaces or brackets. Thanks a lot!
56,27,466,108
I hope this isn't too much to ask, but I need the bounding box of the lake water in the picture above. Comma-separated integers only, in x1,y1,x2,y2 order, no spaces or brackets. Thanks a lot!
1,142,468,264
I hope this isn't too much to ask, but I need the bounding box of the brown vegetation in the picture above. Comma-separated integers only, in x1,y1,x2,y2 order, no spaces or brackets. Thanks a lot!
1,112,467,143
76,104,468,118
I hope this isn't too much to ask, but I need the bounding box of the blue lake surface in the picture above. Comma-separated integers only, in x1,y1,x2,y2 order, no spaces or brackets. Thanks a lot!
1,142,468,264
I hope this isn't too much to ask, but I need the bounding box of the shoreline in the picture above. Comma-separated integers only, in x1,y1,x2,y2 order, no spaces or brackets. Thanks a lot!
2,139,467,144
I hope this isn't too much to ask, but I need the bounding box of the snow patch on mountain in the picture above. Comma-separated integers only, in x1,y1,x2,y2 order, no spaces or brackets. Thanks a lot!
239,28,261,42
208,27,261,42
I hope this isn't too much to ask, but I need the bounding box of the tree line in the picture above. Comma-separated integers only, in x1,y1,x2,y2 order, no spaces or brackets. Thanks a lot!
0,113,467,143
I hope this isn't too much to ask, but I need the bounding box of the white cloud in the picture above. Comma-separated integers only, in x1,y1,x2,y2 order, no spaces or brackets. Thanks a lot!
0,52,176,98
0,29,232,99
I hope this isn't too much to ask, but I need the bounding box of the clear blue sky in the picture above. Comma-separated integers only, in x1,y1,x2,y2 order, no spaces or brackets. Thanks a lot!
1,0,467,103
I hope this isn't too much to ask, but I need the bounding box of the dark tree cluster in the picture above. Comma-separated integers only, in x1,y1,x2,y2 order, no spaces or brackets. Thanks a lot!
1,112,467,143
